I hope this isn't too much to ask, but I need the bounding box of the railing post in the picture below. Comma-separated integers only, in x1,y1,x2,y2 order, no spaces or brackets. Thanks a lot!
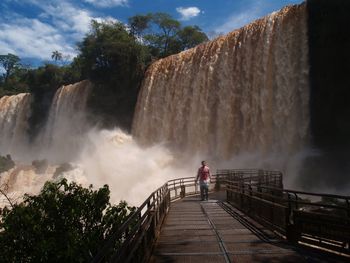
286,193,299,244
249,184,252,213
174,181,177,197
215,174,221,191
347,198,350,250
180,184,185,198
240,179,244,209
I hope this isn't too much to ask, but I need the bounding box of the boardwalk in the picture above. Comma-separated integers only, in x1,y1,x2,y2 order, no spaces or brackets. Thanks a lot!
150,192,341,263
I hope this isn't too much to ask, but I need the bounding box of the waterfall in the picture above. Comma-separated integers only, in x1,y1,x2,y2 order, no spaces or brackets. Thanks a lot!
0,93,32,157
38,80,92,162
132,4,309,160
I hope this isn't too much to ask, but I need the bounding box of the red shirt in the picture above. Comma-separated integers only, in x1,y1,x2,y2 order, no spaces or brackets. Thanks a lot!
198,165,210,181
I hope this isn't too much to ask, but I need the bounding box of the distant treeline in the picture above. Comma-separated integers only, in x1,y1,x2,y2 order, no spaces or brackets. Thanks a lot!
0,13,209,135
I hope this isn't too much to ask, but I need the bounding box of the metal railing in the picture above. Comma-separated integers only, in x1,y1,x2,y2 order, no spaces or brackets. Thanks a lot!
92,170,350,262
284,188,350,254
91,183,170,263
224,170,350,255
91,175,220,263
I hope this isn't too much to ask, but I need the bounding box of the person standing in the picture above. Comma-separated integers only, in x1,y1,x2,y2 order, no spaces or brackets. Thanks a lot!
196,161,211,201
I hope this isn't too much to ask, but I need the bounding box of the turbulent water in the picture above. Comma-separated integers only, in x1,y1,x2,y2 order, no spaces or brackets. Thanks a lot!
133,4,309,160
36,80,92,162
0,93,32,157
0,129,191,206
0,81,189,206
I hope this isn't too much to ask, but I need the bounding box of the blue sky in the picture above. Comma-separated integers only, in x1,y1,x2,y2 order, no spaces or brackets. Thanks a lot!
0,0,304,66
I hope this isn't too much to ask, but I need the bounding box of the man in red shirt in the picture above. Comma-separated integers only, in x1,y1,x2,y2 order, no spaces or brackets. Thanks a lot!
195,161,211,201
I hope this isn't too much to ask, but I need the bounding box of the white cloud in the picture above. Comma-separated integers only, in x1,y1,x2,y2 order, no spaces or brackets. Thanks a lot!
84,0,128,8
176,7,201,21
0,18,76,60
0,0,121,61
0,40,16,55
35,1,120,38
37,2,95,37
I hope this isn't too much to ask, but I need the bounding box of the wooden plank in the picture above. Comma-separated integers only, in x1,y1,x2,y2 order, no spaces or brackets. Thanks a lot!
149,192,344,263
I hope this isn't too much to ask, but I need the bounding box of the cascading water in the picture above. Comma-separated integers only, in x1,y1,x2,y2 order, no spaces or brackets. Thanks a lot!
1,3,323,206
1,81,93,205
37,80,92,162
0,93,32,157
132,4,309,161
0,80,195,206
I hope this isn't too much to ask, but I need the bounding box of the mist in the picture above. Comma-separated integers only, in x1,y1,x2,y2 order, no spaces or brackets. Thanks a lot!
1,127,199,206
1,120,348,207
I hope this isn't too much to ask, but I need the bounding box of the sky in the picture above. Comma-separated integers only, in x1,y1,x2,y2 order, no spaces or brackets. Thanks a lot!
0,0,304,66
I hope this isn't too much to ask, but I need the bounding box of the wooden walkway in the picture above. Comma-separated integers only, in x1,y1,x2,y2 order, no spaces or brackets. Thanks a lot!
150,192,341,263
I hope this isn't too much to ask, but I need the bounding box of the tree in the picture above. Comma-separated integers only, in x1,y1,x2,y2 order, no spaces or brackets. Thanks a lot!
128,14,152,37
177,26,209,50
141,13,181,57
128,13,208,58
0,65,30,96
51,50,63,65
0,179,136,262
151,13,180,55
0,53,21,84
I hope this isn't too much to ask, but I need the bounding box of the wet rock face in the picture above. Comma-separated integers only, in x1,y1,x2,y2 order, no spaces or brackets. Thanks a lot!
301,0,350,190
132,4,309,159
308,0,350,150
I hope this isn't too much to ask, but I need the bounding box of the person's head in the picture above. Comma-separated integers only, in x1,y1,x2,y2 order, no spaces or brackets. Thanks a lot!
201,160,206,166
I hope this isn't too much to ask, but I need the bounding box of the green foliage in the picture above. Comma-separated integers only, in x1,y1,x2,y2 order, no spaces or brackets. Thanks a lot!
0,179,136,263
177,26,209,50
0,155,15,173
129,12,209,58
0,54,29,96
78,20,148,81
0,53,21,84
147,13,181,57
128,14,152,37
51,50,63,62
0,70,29,97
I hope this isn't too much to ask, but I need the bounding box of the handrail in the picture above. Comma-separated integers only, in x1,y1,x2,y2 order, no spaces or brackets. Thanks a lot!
92,169,350,262
224,170,350,256
91,183,170,263
91,175,221,263
283,188,350,199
